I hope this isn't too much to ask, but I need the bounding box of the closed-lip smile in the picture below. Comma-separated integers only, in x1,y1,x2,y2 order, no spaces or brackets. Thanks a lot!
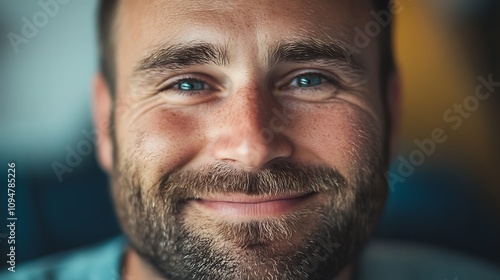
191,192,317,219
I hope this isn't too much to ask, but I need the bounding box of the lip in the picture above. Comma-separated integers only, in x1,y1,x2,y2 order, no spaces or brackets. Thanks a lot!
191,192,317,219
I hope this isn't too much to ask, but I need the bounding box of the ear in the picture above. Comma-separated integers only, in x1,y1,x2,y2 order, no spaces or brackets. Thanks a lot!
387,70,401,160
92,73,114,173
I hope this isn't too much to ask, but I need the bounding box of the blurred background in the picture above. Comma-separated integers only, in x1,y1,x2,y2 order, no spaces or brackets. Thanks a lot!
1,0,499,270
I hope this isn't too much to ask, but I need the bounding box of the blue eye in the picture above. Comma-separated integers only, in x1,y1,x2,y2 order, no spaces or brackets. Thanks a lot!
177,79,205,91
293,74,323,88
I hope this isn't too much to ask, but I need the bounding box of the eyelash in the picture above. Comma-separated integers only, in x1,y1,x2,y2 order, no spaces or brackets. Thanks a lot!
162,76,211,96
285,72,340,90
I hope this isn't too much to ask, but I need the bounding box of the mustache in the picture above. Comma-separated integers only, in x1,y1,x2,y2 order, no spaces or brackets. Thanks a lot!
152,161,347,205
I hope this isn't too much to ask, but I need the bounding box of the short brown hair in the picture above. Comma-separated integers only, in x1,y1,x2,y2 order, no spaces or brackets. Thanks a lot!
98,0,119,93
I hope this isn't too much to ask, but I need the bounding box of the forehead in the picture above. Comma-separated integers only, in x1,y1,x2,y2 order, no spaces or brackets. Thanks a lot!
115,0,373,50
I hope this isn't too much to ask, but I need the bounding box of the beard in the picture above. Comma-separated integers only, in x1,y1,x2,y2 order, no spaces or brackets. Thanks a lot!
111,139,387,279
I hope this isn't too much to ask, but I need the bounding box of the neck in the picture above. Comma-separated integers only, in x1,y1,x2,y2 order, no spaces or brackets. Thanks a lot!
122,248,353,280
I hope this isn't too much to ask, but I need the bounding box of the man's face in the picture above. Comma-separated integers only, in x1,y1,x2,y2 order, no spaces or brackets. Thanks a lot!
100,0,389,278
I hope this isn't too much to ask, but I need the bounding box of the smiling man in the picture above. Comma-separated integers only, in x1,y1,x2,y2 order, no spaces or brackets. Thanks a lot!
5,0,394,279
4,1,500,279
90,0,396,279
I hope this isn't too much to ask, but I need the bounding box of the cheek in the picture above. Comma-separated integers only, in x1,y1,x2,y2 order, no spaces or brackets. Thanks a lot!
290,103,382,176
121,109,205,188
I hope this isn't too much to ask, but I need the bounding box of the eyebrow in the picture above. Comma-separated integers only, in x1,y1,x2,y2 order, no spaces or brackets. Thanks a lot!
134,42,229,74
133,38,364,79
267,38,365,71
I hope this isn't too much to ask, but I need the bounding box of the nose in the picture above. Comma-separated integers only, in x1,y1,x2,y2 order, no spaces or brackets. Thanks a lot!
210,89,293,172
